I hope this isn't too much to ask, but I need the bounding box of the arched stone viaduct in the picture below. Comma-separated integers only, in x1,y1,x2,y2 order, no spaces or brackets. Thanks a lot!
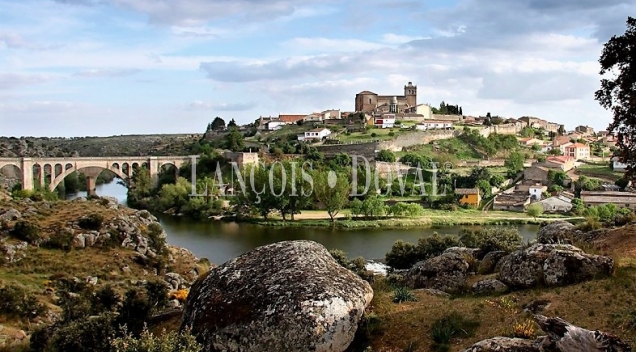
0,156,192,195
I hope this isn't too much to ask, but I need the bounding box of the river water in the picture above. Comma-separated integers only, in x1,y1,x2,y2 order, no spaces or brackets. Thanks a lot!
68,181,540,264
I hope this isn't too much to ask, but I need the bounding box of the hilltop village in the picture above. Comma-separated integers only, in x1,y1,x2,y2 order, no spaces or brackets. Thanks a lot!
197,81,630,219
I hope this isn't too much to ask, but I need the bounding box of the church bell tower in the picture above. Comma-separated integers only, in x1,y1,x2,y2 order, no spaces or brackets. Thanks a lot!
404,81,417,108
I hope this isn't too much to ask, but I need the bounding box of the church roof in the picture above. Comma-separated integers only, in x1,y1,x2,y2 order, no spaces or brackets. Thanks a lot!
357,90,376,95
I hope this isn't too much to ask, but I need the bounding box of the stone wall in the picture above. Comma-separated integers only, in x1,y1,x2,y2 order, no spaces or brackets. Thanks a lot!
316,142,379,159
379,130,459,151
432,114,463,122
479,123,523,137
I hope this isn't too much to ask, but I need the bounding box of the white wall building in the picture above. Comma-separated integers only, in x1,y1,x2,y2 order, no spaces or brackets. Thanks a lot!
612,156,628,171
297,128,332,141
266,120,286,131
414,120,454,131
374,114,396,129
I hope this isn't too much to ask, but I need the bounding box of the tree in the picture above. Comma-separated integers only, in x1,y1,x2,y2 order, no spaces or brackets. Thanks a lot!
127,167,152,207
376,149,396,162
526,203,544,219
210,117,226,131
595,17,636,176
223,127,245,152
227,118,237,128
313,170,350,221
504,151,525,176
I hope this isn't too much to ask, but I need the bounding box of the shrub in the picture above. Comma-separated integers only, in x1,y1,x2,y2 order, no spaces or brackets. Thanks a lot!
459,227,522,253
116,289,152,336
371,132,377,138
388,131,395,137
10,220,41,243
146,222,167,254
111,328,202,352
385,240,418,269
416,233,460,260
511,318,537,339
329,249,349,268
392,286,416,303
92,285,120,313
0,285,46,320
43,314,117,352
78,213,104,230
145,280,169,313
430,312,479,352
376,149,396,162
43,229,74,251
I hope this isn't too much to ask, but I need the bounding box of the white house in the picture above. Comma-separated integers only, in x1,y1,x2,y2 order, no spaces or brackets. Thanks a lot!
529,184,548,200
374,114,396,129
266,120,286,131
297,128,331,141
415,120,454,131
612,156,628,171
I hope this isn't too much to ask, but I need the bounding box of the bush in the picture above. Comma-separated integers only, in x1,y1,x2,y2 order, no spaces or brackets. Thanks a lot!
385,240,418,269
111,328,202,352
430,312,479,352
376,149,396,162
43,314,117,352
388,131,395,137
329,249,349,268
459,227,522,253
43,229,74,251
10,220,41,243
146,222,167,254
78,213,104,230
371,132,377,138
386,233,461,269
0,285,46,320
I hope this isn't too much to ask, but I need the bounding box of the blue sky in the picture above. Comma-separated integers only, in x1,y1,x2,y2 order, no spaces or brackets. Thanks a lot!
0,0,634,137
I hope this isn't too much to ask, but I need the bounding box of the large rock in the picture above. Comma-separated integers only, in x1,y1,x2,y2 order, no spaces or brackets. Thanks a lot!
464,315,632,352
537,221,577,244
534,315,632,352
0,240,28,264
499,244,613,289
406,252,469,293
181,240,373,352
462,337,541,351
0,209,21,222
479,251,507,274
472,279,508,295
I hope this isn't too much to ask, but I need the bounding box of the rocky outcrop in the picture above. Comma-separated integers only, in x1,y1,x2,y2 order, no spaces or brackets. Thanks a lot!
479,251,507,274
472,279,508,294
406,252,469,293
537,221,577,244
443,247,483,261
463,315,632,352
499,244,613,289
0,208,21,222
463,337,541,351
0,240,27,264
181,240,373,352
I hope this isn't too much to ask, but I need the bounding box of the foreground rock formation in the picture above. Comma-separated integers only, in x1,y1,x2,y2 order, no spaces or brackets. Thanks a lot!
181,240,373,352
499,243,613,289
406,252,470,293
464,315,632,352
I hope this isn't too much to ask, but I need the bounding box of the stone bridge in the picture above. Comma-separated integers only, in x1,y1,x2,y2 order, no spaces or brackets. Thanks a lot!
0,156,192,195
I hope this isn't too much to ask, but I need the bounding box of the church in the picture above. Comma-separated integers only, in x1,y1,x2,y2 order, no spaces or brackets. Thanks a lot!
355,82,418,113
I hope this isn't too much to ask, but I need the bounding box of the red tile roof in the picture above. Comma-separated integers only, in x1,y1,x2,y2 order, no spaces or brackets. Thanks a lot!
278,114,306,123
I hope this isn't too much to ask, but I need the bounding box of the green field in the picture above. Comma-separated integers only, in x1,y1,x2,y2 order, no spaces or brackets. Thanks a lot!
398,137,483,161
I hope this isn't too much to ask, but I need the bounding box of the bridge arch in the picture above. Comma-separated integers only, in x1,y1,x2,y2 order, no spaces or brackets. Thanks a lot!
50,164,129,192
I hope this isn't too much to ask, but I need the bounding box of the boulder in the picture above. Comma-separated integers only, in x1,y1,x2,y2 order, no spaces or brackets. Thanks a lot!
479,251,507,274
462,337,541,351
537,221,577,244
406,252,469,293
499,244,613,289
181,240,373,352
0,209,21,222
0,241,28,263
443,247,483,261
472,279,508,295
71,234,86,249
534,315,632,352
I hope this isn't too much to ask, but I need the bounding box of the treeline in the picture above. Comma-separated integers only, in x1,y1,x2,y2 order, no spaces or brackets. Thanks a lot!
432,101,463,115
459,128,519,157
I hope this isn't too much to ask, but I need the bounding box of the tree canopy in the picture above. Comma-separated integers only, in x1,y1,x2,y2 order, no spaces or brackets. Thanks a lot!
595,16,636,175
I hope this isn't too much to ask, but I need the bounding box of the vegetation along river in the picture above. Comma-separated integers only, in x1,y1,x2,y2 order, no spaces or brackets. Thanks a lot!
68,180,540,264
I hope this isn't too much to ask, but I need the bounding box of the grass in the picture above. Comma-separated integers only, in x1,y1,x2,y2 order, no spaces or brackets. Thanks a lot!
336,127,404,143
576,163,625,181
399,138,483,162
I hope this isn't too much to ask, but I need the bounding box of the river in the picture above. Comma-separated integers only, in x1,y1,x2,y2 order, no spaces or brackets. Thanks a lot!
67,181,541,264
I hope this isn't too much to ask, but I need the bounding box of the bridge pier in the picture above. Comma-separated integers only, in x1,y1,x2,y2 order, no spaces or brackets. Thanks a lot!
20,158,34,191
149,157,159,189
86,176,97,196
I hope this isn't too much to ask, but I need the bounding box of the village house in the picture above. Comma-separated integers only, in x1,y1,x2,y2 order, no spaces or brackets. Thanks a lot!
403,104,433,119
537,195,573,213
552,135,573,148
297,128,332,142
372,114,396,129
518,137,543,147
279,114,306,125
455,188,481,207
544,156,576,172
524,165,551,183
575,125,595,136
562,143,590,160
265,120,286,131
515,183,548,200
493,193,531,212
414,120,454,131
223,151,259,167
580,190,636,209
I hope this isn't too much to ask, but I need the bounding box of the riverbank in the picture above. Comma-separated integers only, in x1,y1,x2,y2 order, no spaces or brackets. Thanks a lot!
242,209,582,228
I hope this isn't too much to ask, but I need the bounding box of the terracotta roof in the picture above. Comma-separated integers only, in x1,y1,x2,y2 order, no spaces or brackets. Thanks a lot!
546,156,574,164
570,143,588,148
494,194,531,205
455,188,479,195
278,114,306,123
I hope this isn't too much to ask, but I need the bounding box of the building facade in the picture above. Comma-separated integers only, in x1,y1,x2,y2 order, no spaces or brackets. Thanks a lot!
355,82,417,113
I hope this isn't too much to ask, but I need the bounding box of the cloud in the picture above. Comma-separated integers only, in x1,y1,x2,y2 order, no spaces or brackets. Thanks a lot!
0,73,55,90
0,101,77,113
0,33,63,50
73,68,142,77
189,100,257,111
51,0,102,6
281,37,385,53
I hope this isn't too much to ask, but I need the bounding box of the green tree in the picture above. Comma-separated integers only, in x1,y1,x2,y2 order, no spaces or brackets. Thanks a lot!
504,151,525,176
376,149,396,162
223,127,245,152
127,167,152,207
227,118,237,128
210,116,226,131
595,17,636,175
526,203,544,219
313,170,350,222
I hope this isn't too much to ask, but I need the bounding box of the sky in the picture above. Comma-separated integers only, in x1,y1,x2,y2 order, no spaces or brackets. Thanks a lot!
0,0,634,137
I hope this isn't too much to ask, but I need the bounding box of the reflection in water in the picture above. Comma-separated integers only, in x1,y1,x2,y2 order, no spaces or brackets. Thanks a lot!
66,181,540,265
